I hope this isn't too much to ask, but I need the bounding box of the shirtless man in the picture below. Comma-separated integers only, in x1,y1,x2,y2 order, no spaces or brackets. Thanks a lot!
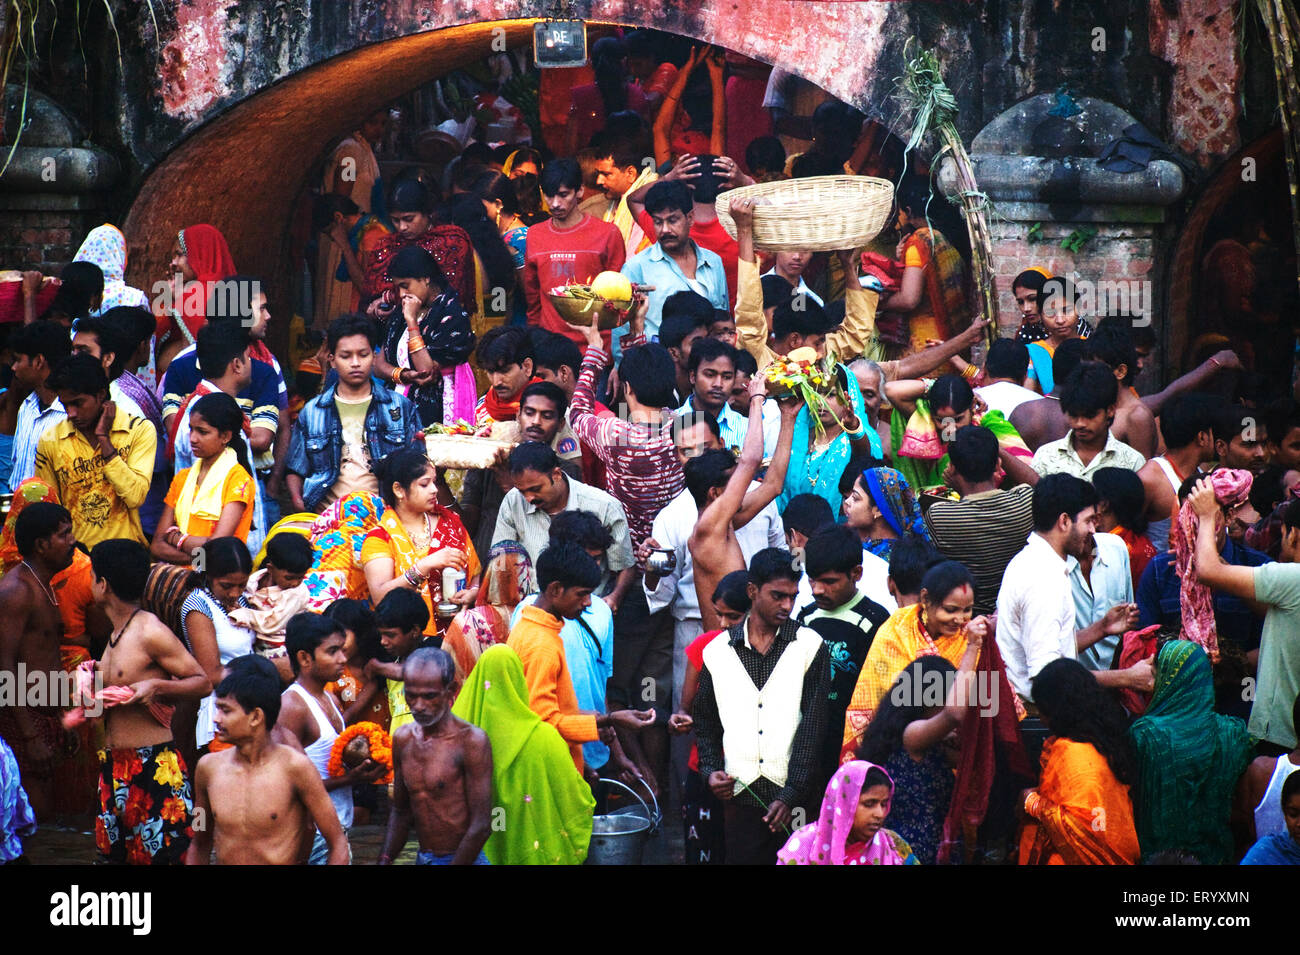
90,538,211,864
188,654,349,865
379,647,494,865
687,375,799,633
1008,338,1087,453
276,612,385,864
1137,393,1216,552
0,503,78,820
1084,320,1159,458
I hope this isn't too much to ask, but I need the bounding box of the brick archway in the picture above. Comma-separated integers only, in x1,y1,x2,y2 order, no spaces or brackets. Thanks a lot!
121,3,965,309
1162,128,1287,372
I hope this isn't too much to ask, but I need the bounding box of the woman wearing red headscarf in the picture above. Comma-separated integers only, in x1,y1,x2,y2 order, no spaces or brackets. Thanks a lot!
155,224,238,372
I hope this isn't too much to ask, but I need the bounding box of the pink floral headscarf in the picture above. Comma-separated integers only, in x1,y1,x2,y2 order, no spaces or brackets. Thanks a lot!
1170,467,1253,662
776,760,908,865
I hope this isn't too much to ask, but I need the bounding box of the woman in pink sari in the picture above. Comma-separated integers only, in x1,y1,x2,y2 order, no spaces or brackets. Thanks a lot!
777,760,919,865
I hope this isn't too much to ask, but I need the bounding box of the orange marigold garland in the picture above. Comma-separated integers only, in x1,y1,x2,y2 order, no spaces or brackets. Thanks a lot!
327,721,394,784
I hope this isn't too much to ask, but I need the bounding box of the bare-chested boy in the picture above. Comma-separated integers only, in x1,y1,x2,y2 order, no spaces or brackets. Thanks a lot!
277,612,385,865
90,538,211,864
0,503,77,820
187,653,349,864
687,376,798,633
379,647,493,865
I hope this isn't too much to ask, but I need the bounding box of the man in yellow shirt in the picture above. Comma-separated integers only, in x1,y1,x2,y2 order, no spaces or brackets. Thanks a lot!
35,354,156,547
729,197,989,377
507,538,654,774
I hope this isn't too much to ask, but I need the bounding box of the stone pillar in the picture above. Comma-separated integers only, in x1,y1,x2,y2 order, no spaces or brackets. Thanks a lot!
938,94,1186,383
0,87,120,274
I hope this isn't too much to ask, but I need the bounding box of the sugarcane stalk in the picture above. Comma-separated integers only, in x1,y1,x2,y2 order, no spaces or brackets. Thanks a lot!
892,40,998,351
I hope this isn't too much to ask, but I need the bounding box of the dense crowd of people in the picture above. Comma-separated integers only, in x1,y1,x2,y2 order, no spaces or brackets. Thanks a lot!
1,31,1298,868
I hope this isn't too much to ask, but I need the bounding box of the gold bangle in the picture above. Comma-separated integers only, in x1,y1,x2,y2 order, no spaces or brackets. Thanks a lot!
392,366,403,386
408,342,427,354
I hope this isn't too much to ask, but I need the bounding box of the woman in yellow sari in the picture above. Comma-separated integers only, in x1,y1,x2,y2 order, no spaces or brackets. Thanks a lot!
361,447,480,638
1019,657,1141,864
840,561,991,762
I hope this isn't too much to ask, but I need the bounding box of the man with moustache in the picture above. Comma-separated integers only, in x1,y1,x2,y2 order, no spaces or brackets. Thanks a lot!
459,380,583,564
379,647,494,865
997,474,1150,707
0,504,83,819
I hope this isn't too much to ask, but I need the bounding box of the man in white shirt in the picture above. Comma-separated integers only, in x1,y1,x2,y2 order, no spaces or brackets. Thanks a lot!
997,473,1152,705
975,339,1039,419
70,317,146,421
1030,362,1145,480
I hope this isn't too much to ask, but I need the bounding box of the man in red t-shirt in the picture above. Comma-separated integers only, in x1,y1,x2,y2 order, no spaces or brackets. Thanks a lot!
629,154,745,311
522,158,627,348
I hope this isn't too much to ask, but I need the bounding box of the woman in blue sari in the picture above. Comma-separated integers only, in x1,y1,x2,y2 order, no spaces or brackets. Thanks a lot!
779,363,881,517
842,466,931,559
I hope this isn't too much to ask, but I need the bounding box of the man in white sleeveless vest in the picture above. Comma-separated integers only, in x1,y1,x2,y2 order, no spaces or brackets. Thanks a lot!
693,547,830,865
277,613,386,864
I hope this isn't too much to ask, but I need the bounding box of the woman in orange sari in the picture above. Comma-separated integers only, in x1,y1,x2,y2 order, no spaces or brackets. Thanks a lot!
361,447,480,639
1019,658,1141,865
877,178,969,360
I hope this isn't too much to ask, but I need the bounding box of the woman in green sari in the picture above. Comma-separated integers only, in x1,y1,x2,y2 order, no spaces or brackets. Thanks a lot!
1129,639,1253,864
451,645,596,864
888,373,1032,492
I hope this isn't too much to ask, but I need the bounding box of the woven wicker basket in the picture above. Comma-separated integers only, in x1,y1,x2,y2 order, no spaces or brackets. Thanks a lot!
715,176,895,252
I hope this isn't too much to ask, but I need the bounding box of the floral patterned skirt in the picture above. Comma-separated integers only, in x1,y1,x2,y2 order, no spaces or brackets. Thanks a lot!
96,742,193,865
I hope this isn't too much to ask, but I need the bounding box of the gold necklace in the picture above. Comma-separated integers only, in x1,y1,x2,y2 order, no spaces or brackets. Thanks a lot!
404,512,433,550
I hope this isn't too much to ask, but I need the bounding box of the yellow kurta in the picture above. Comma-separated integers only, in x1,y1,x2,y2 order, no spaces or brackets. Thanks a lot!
733,257,881,370
35,406,156,547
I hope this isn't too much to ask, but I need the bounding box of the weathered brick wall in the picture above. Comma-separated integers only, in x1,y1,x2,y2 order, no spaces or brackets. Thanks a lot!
0,205,88,274
1148,0,1244,167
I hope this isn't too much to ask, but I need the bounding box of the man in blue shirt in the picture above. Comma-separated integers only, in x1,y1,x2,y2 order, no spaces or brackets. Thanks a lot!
510,510,641,781
1069,531,1135,671
621,180,728,343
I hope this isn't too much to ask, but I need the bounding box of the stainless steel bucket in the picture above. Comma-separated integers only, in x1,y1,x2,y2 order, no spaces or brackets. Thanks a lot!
585,777,661,865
